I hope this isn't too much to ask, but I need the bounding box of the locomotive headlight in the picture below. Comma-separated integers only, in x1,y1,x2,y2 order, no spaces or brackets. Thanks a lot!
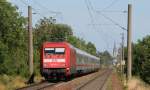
66,68,70,73
67,68,70,70
66,68,70,72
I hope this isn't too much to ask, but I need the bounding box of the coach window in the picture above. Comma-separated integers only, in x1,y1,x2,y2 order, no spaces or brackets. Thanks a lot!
79,55,82,64
55,48,65,54
44,48,55,54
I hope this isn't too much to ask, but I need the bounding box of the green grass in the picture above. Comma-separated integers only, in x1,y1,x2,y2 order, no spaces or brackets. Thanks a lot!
106,75,112,90
0,74,26,90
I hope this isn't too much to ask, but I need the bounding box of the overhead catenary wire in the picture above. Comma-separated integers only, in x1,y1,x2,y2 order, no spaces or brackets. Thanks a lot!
85,0,117,39
84,0,114,51
88,0,115,38
19,0,45,18
32,0,62,16
86,0,126,52
19,0,63,24
92,0,127,31
86,0,119,39
96,10,127,13
32,0,64,23
20,0,29,6
102,0,119,10
19,0,63,20
96,11,127,31
84,0,96,29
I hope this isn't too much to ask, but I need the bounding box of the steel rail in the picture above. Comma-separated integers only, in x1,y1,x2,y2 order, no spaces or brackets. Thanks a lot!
76,69,112,90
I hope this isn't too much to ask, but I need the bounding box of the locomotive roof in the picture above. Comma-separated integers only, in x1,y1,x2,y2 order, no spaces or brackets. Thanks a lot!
68,44,100,60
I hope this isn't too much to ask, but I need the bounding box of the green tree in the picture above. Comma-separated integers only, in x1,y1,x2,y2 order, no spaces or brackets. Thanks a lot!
137,36,150,84
86,42,96,55
34,17,73,48
0,0,28,76
124,35,150,84
97,51,113,67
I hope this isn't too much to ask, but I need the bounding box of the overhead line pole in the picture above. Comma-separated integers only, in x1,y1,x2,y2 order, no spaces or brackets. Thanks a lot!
28,6,34,83
127,4,132,81
120,42,122,75
122,33,124,75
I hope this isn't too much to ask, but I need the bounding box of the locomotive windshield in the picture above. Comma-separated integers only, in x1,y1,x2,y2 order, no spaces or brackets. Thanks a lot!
44,48,65,54
44,48,55,54
55,48,65,54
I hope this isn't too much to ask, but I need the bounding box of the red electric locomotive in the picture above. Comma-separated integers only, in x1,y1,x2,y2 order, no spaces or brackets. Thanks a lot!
40,42,100,80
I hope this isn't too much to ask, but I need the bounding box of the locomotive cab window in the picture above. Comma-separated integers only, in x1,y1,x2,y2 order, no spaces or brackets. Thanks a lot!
44,48,65,54
55,48,65,54
44,48,55,54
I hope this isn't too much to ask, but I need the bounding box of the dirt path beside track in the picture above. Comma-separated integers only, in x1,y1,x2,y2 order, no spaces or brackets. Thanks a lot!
111,72,123,90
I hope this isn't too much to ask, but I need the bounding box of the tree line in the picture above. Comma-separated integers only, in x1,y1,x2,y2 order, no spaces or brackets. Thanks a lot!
124,36,150,84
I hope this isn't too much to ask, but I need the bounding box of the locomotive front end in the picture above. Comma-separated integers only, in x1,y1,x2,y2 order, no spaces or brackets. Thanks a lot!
41,42,70,80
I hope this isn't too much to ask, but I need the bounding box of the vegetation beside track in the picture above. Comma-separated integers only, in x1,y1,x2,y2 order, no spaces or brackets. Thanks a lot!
127,77,150,90
0,75,26,90
124,35,150,84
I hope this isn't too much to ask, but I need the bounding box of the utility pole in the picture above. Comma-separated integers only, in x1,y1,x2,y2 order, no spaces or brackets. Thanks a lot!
127,4,132,81
113,42,118,68
120,43,122,75
113,42,117,58
28,6,34,83
121,33,124,75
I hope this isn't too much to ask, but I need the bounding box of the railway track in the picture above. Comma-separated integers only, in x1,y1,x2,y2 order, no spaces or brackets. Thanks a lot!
17,69,112,90
76,69,112,90
17,81,62,90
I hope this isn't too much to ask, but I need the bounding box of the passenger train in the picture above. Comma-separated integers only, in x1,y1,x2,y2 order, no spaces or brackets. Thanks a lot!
40,42,100,80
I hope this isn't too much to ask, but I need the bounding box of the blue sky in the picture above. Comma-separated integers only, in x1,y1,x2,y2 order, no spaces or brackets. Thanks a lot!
9,0,150,53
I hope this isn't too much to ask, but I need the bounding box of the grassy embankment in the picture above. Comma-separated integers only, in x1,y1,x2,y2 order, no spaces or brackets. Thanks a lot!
127,77,150,90
0,74,43,90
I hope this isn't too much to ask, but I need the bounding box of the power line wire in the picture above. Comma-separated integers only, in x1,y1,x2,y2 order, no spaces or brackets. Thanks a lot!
96,10,127,13
20,0,61,19
20,0,29,6
84,0,95,29
84,0,114,51
102,0,119,10
19,0,45,18
86,0,116,39
32,0,64,23
91,0,127,31
96,0,126,14
32,0,62,16
96,11,127,31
